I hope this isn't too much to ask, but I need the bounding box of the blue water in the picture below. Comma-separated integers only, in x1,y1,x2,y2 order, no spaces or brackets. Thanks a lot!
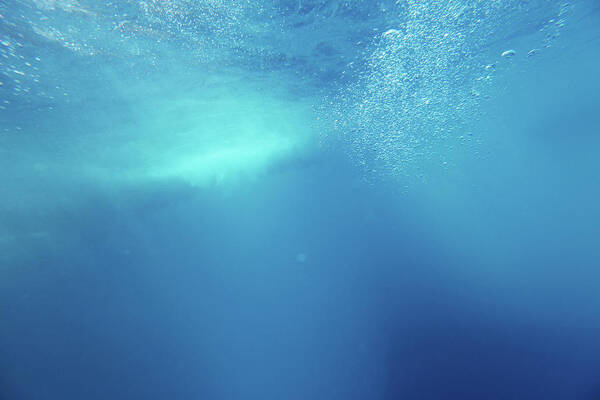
1,1,600,399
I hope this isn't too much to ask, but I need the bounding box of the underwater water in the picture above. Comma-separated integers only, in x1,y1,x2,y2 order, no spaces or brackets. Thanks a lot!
1,0,600,398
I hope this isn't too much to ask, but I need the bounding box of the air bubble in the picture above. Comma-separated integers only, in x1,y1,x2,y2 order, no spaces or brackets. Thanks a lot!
382,29,400,38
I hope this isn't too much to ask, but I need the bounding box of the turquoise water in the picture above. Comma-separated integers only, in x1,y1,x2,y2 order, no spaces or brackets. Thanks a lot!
1,1,600,399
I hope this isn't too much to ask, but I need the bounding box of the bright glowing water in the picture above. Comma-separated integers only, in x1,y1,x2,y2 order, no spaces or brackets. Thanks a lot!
1,1,600,399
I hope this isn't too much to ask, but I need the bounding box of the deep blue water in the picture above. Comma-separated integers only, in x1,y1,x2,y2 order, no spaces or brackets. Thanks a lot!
1,1,600,399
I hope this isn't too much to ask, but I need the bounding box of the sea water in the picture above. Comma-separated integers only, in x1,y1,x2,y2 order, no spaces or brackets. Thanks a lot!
1,1,600,399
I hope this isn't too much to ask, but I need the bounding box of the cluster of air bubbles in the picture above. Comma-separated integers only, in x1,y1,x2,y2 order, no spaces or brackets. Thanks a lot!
320,0,573,179
0,0,404,116
133,0,264,62
541,2,570,49
0,0,110,113
0,0,268,114
0,31,44,111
